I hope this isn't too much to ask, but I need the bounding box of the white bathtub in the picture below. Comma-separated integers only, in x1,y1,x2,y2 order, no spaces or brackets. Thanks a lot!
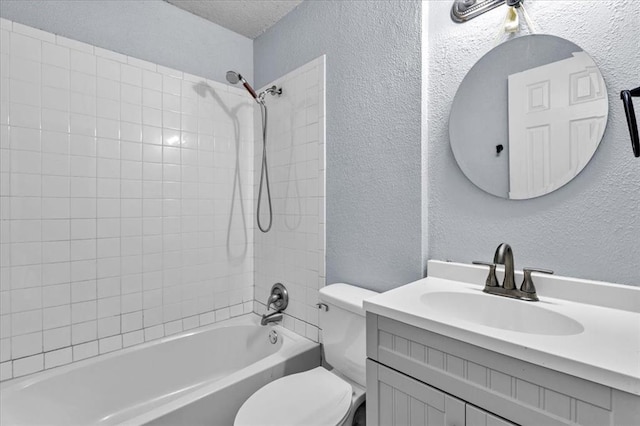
0,314,320,426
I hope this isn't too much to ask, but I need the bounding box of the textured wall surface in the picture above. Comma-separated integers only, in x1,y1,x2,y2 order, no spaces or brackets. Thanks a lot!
0,0,253,85
427,1,640,285
255,0,423,292
0,19,255,380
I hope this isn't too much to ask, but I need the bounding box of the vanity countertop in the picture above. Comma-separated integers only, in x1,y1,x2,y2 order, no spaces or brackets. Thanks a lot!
364,260,640,395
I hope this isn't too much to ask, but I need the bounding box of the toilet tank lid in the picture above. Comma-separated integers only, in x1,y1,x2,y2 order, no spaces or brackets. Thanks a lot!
319,283,379,316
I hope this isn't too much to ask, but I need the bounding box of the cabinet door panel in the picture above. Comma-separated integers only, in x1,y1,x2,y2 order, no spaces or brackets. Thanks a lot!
368,360,465,426
466,404,518,426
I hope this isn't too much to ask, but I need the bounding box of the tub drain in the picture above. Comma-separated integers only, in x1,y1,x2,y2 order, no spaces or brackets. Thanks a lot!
268,330,278,344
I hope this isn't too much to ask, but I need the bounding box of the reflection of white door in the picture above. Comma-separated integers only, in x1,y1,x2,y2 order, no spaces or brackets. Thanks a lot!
508,52,607,199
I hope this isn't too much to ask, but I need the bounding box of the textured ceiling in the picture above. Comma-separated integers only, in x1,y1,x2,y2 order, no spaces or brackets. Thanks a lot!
165,0,304,39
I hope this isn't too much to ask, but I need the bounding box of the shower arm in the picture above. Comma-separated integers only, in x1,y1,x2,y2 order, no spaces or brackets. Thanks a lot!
258,86,283,103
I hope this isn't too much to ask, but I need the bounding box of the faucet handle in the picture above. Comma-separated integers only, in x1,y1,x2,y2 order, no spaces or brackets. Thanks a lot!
520,267,554,295
473,261,499,288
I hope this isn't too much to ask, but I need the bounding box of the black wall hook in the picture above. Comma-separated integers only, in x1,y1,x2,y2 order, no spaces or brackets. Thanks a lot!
621,86,640,158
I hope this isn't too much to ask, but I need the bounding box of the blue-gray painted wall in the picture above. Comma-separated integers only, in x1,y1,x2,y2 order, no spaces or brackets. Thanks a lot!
0,0,253,84
255,0,424,292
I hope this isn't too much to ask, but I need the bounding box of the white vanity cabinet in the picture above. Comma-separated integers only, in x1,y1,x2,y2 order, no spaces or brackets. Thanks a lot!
366,313,639,426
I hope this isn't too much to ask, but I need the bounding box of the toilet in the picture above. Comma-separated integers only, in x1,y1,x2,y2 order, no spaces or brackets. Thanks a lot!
234,283,378,426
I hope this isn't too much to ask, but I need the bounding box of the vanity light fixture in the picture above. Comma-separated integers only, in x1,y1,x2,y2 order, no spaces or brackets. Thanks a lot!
451,0,506,23
451,0,533,27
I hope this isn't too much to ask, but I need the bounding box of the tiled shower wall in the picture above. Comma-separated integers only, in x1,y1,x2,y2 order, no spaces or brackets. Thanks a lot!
253,56,326,342
0,19,255,380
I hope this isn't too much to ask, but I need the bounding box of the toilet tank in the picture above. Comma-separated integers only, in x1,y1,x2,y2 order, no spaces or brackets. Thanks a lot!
319,283,378,388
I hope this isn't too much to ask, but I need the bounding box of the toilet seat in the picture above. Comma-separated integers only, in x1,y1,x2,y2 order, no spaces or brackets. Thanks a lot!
234,367,352,426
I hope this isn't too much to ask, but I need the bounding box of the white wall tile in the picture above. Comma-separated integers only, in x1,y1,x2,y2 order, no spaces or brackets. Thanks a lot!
42,65,70,91
41,263,70,286
143,324,163,341
121,65,141,87
70,50,95,75
2,20,256,379
13,353,43,377
122,84,142,105
96,57,120,81
11,331,42,358
0,361,12,380
10,127,40,152
94,47,126,63
11,173,41,197
10,220,41,243
43,326,71,351
70,71,96,96
11,309,42,335
0,338,11,362
41,131,68,155
12,106,42,141
10,33,41,62
99,334,122,354
44,346,71,369
71,320,96,344
42,284,70,308
42,153,70,176
42,198,70,219
72,340,98,361
11,287,42,312
10,58,39,86
122,329,143,347
42,42,69,68
97,316,120,338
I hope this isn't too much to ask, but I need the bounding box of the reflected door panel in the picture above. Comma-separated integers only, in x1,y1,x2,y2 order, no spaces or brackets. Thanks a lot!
508,52,607,199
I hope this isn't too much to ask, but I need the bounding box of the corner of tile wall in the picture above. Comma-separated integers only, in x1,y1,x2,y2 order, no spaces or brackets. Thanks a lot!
0,18,256,381
252,56,326,344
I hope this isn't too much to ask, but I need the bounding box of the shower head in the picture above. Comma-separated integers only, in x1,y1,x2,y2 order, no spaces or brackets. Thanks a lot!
226,71,240,85
226,70,259,102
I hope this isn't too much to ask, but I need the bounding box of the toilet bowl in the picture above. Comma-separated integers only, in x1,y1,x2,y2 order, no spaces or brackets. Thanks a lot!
234,284,377,426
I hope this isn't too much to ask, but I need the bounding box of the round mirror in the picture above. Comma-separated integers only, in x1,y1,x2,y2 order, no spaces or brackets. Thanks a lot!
449,34,608,199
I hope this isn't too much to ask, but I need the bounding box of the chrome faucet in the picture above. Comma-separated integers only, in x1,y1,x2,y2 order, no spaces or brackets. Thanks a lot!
493,243,516,290
474,243,554,302
261,283,289,326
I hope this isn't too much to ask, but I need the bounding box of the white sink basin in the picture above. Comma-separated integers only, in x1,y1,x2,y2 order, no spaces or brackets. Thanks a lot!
420,291,584,336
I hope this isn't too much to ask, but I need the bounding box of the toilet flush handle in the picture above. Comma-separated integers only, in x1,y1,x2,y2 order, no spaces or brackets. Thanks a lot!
316,303,329,312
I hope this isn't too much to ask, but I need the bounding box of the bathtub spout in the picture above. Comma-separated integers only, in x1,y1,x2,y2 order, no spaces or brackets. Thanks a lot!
261,311,283,326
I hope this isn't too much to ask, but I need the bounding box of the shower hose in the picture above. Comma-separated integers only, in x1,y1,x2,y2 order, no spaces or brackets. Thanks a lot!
257,102,273,233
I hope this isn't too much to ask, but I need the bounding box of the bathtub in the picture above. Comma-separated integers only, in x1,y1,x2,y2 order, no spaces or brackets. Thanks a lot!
0,314,320,426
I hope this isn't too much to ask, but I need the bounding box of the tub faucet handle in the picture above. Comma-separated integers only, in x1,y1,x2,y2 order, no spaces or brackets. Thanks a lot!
266,293,280,310
261,283,288,326
265,283,288,312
